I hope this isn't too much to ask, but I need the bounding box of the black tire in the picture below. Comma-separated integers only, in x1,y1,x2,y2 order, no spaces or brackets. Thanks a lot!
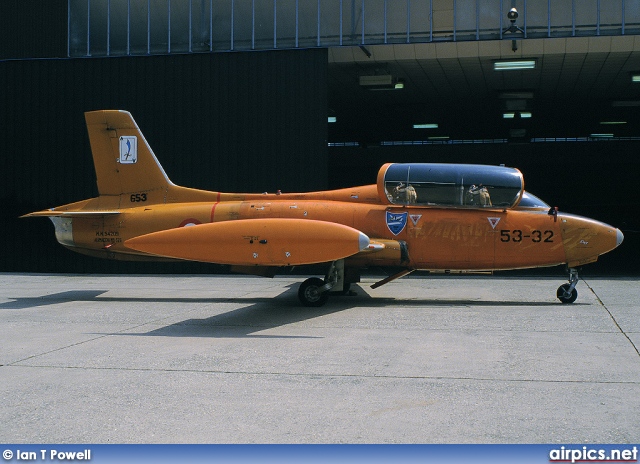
557,284,578,304
298,278,329,307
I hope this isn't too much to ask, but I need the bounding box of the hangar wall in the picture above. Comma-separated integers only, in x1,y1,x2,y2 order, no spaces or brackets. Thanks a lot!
0,0,67,59
1,49,328,273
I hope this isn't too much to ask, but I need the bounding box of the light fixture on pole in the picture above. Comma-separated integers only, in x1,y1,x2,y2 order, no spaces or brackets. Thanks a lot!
502,7,524,52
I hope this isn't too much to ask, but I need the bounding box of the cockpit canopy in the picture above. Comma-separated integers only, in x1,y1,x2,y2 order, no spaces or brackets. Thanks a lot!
377,163,524,208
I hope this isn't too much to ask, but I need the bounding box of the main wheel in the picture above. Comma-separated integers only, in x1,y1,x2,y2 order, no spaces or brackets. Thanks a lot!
298,278,329,307
557,284,578,304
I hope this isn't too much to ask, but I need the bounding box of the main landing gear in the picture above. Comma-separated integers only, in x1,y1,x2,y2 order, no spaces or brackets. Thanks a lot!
297,260,356,307
557,267,579,304
298,264,583,306
298,277,330,307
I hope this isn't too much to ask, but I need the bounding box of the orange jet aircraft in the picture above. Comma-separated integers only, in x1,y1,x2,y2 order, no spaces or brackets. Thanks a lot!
24,110,624,306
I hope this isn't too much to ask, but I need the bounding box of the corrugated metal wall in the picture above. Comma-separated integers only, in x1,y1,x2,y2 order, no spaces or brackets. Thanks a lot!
1,49,328,272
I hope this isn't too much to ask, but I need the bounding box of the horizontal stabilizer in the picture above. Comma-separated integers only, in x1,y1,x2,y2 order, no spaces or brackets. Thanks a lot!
125,218,370,266
21,210,121,218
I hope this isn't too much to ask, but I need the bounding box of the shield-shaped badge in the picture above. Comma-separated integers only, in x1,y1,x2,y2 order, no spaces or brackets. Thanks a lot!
386,211,408,235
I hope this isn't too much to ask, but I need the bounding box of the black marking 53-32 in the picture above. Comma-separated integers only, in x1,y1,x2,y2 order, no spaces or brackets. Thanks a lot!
500,229,554,243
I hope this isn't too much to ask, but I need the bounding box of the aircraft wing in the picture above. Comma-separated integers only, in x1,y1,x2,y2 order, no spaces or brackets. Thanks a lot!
125,218,370,267
21,210,121,218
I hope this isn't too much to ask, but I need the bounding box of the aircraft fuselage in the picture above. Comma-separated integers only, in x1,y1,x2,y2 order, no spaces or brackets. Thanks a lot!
53,195,621,272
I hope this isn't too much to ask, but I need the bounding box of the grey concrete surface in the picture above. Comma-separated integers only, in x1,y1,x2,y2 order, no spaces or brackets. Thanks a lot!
0,273,638,443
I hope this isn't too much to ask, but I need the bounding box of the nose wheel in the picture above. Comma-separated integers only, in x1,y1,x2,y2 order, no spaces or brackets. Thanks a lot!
557,268,579,304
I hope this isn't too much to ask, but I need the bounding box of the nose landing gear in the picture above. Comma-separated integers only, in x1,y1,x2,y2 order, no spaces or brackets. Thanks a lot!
557,267,579,304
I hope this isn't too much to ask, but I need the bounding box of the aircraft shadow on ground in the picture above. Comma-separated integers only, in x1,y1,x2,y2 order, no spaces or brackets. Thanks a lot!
2,285,570,338
130,285,353,339
133,296,573,339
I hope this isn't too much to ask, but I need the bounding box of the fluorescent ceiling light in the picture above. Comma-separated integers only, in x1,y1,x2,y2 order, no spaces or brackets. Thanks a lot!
612,100,640,107
494,60,536,71
632,74,640,82
328,116,337,123
502,112,532,119
359,75,403,90
590,133,614,138
499,91,534,99
413,123,438,129
600,121,626,125
428,136,450,140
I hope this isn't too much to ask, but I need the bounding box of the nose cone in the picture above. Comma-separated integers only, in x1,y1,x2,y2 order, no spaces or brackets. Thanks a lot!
358,232,371,251
560,214,623,267
617,229,624,247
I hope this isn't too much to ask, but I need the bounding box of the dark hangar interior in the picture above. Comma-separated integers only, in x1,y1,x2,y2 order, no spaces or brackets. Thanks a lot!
2,0,638,274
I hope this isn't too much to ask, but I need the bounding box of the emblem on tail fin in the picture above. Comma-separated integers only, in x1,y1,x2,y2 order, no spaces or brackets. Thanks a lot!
119,136,138,164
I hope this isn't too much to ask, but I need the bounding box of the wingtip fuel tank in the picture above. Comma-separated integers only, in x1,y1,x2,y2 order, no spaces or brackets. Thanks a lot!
125,218,370,267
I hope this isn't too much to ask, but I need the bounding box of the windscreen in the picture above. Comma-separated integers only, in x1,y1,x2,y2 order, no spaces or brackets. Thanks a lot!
517,191,550,209
380,163,524,208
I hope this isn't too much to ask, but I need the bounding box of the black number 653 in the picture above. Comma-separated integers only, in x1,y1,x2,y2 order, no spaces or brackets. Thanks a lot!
130,193,147,202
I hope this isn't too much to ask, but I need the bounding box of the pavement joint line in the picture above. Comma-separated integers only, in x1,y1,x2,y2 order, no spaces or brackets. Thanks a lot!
584,278,640,358
3,363,640,385
2,298,234,367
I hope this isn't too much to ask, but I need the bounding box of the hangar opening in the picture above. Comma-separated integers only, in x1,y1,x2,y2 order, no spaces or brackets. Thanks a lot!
1,0,638,274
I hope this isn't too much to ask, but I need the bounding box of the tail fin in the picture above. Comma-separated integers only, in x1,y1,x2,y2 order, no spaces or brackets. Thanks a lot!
85,110,173,197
